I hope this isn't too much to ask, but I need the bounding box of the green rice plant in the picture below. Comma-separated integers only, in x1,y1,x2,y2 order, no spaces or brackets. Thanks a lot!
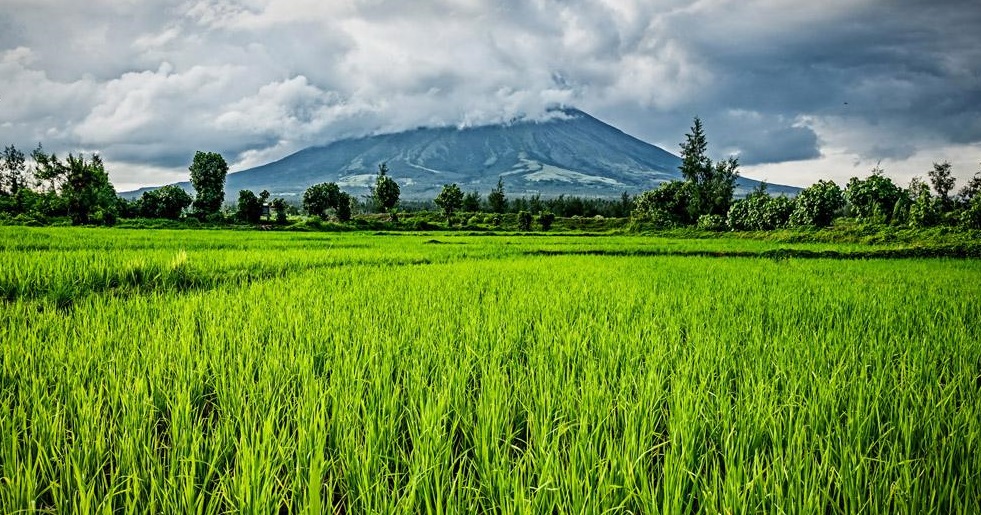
0,227,979,513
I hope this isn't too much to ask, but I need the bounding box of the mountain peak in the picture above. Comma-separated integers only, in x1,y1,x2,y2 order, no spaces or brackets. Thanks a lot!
124,109,799,200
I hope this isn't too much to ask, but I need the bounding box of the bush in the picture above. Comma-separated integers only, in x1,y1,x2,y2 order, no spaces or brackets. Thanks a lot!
697,214,726,231
959,197,981,229
539,211,555,231
517,211,533,231
790,180,845,228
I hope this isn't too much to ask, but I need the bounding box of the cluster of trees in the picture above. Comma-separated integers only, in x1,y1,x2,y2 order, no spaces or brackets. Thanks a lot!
0,144,119,224
712,164,981,231
632,118,741,227
0,146,232,224
632,118,981,231
5,128,980,232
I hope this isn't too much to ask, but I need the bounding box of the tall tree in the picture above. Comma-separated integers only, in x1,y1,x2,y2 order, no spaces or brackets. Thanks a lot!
188,151,228,218
62,154,118,225
678,117,738,219
1,145,27,196
928,161,955,211
679,117,711,186
487,178,507,214
434,183,464,223
958,169,981,204
32,144,65,192
462,190,481,213
336,192,352,222
371,163,400,219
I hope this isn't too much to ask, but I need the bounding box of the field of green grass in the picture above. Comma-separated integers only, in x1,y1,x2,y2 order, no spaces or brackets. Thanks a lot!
1,227,979,513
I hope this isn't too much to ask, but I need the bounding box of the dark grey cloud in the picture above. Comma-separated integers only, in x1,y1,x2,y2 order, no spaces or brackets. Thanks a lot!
0,0,978,190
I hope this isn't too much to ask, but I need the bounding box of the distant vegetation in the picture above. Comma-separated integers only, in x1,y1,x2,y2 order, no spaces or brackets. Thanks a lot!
3,118,980,233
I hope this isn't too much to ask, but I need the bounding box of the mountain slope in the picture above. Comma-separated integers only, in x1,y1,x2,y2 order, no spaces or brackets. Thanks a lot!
125,109,799,200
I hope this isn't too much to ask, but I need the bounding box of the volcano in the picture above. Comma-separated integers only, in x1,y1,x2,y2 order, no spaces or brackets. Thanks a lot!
126,108,798,200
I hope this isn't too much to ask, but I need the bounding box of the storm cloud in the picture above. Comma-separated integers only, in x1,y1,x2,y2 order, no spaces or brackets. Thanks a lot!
1,0,978,190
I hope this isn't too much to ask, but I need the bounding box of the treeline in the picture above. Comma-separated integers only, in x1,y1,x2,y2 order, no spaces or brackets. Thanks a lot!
3,121,981,231
629,118,981,231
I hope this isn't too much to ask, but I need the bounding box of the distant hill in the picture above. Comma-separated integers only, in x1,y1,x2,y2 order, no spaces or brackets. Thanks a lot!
123,108,799,201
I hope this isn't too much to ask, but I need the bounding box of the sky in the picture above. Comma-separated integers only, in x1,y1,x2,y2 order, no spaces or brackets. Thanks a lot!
1,0,980,191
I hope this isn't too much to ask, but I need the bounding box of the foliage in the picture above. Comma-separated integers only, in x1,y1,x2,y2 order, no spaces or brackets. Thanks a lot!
371,163,400,218
727,185,794,231
487,178,507,214
434,183,464,222
236,190,264,223
927,161,955,210
960,194,981,229
538,211,555,231
632,181,690,225
271,198,288,223
678,117,739,218
139,185,192,220
303,182,343,218
188,151,228,217
696,213,726,231
43,153,119,225
789,180,845,228
844,168,903,223
335,192,352,222
516,210,532,231
906,178,938,228
462,190,480,212
1,145,27,196
957,170,981,204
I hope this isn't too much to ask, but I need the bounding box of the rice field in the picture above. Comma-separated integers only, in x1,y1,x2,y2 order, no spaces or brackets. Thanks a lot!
1,226,980,513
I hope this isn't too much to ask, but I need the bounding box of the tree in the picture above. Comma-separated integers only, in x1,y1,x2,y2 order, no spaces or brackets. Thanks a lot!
303,182,342,217
789,180,845,228
371,163,400,219
844,168,903,223
907,177,939,228
271,198,288,223
140,185,192,219
236,190,263,223
679,117,711,185
517,210,532,231
62,154,118,225
1,145,27,196
958,171,981,203
538,211,555,231
677,117,739,219
487,178,507,214
434,183,464,223
617,192,634,218
928,161,955,212
189,151,228,218
336,192,352,222
462,190,481,213
32,144,65,193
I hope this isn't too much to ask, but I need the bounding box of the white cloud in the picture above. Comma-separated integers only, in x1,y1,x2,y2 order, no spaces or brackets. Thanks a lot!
0,0,978,190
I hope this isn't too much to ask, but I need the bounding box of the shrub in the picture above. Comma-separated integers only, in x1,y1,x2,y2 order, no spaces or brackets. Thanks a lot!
539,211,555,231
697,214,726,231
517,211,533,231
